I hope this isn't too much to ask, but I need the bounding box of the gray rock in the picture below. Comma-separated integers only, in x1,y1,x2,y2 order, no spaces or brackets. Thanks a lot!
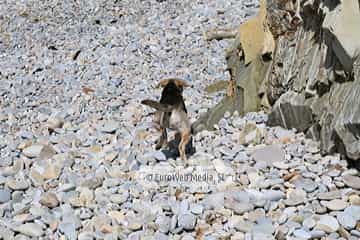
315,215,340,233
99,120,118,134
310,230,326,239
178,213,196,230
337,212,357,230
154,232,169,240
303,217,316,230
234,219,254,233
251,144,285,166
293,229,311,239
153,151,167,161
267,91,313,132
189,203,203,215
343,175,360,189
284,189,307,206
22,145,43,158
155,215,171,233
252,222,275,235
6,178,29,191
294,178,318,193
0,189,11,203
59,222,77,239
40,192,59,208
323,199,347,211
15,223,44,237
78,232,94,240
344,206,360,221
262,190,285,201
224,198,254,214
318,190,342,200
110,193,128,204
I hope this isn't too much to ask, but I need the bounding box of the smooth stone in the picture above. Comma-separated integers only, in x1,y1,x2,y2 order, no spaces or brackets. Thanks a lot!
337,212,357,230
110,193,128,204
224,199,254,214
6,179,29,191
46,117,64,130
153,151,167,161
0,189,11,203
40,192,59,208
295,178,318,193
16,223,44,237
59,222,77,239
154,232,169,240
202,193,224,209
303,217,316,230
315,215,340,233
179,199,189,214
58,183,76,192
344,206,360,221
234,219,254,233
343,175,360,189
323,199,347,211
178,213,196,230
252,232,274,240
78,232,94,240
155,215,171,233
293,229,311,239
22,145,44,158
318,191,342,200
252,145,285,165
213,159,234,175
350,230,360,237
99,120,118,133
262,190,285,201
190,203,203,215
252,222,275,235
284,189,307,206
349,194,360,205
247,208,265,222
310,230,326,238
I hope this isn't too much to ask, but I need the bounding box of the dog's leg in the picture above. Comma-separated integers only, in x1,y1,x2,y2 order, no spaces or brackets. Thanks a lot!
178,130,191,162
156,128,167,150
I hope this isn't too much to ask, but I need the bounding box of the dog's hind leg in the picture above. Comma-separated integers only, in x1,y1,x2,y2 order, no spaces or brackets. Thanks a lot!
178,130,191,162
156,128,167,150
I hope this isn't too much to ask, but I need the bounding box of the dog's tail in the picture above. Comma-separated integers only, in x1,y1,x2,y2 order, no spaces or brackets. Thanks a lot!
141,100,175,112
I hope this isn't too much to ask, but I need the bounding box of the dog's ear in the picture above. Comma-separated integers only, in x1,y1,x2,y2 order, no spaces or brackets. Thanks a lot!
158,79,170,88
174,79,190,88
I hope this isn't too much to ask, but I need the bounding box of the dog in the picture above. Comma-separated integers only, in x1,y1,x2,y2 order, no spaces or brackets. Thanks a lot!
141,78,191,161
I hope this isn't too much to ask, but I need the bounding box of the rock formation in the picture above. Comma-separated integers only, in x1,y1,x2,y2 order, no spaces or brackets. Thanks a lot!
196,0,360,166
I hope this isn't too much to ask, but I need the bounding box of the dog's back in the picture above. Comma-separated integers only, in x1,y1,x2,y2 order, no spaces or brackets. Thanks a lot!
159,80,187,113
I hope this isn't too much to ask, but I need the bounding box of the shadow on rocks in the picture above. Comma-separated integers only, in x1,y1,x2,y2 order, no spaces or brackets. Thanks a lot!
161,135,196,160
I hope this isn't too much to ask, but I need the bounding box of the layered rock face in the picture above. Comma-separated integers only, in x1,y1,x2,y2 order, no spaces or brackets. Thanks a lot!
227,0,360,163
267,0,360,162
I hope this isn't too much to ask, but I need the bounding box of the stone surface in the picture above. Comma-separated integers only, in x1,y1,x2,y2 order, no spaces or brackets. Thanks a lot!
40,192,59,208
15,223,44,237
0,189,11,203
0,1,359,239
315,215,340,233
178,213,196,230
22,145,44,158
323,199,347,211
343,175,360,189
251,144,285,165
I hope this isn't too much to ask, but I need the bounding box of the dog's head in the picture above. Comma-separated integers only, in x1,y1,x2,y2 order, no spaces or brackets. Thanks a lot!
158,78,190,92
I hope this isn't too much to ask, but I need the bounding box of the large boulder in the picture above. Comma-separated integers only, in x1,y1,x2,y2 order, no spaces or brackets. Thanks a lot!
266,0,360,162
226,0,360,163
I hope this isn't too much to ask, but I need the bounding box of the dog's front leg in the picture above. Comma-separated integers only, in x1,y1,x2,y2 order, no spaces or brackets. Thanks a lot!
156,128,167,150
178,130,191,162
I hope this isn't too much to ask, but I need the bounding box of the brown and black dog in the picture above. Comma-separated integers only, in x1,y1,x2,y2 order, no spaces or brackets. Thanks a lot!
141,78,191,161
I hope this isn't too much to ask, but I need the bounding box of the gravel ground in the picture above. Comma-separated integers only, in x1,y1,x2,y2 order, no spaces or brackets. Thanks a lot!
1,0,360,240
